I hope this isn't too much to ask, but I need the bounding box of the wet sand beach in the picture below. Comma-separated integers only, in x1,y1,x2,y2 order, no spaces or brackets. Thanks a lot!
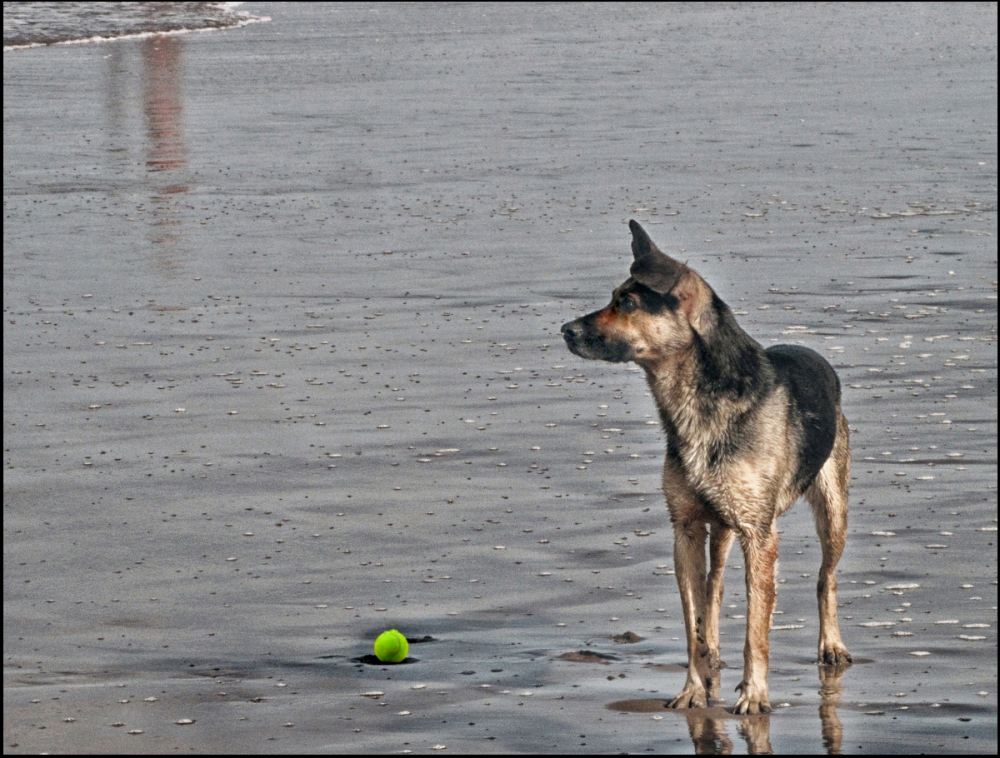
3,2,996,753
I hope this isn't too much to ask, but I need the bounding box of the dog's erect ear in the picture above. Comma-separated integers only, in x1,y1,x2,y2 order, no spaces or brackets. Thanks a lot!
629,219,716,334
628,219,687,295
629,219,665,260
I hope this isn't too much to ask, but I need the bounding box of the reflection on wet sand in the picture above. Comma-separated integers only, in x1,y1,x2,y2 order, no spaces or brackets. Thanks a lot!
141,35,188,270
103,35,190,272
142,36,186,173
682,709,772,755
609,662,850,755
684,708,736,754
818,662,849,754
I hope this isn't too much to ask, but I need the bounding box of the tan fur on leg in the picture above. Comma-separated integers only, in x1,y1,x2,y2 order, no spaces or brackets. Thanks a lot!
806,411,852,664
734,522,778,714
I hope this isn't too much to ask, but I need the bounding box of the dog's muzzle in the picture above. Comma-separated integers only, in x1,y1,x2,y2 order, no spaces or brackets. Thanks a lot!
561,316,630,363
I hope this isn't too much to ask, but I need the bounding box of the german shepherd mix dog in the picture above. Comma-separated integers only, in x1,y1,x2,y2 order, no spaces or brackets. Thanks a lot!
561,220,851,714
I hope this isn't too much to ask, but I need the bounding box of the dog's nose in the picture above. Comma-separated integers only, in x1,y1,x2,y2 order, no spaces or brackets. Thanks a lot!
561,320,581,339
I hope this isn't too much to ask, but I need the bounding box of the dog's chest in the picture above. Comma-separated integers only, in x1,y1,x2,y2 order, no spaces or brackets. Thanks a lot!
674,445,745,523
667,421,790,528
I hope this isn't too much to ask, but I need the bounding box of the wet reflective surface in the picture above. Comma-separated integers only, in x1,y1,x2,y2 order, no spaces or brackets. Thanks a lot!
4,2,996,753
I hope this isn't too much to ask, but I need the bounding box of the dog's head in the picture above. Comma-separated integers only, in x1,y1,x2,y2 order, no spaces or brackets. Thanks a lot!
561,220,720,365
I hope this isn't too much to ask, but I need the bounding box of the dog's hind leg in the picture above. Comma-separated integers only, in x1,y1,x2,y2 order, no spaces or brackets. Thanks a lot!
706,523,735,677
806,410,852,665
667,518,712,709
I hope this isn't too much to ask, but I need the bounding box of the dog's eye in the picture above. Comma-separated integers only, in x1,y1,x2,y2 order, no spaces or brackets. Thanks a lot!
618,297,637,313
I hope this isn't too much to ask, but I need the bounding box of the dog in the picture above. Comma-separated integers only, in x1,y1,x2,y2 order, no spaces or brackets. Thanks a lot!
561,220,851,714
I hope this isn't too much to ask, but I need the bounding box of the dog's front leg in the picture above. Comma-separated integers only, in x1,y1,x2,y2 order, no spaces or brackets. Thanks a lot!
734,521,779,714
667,519,711,709
706,523,734,672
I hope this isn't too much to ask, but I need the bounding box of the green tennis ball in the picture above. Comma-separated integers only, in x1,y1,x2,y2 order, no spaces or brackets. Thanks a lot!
374,629,409,663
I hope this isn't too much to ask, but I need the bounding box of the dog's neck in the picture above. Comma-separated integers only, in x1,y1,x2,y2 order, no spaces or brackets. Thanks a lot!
641,322,772,456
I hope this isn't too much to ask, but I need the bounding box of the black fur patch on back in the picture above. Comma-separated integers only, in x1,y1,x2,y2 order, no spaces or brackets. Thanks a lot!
766,344,840,491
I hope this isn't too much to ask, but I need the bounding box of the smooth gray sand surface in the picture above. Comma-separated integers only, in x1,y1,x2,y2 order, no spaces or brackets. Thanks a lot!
4,3,996,753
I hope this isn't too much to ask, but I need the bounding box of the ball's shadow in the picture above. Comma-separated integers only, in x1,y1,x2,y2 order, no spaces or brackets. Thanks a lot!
355,654,418,665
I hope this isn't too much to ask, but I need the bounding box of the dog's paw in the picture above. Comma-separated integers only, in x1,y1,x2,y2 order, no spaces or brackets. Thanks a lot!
667,684,708,709
819,642,852,665
733,680,771,715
